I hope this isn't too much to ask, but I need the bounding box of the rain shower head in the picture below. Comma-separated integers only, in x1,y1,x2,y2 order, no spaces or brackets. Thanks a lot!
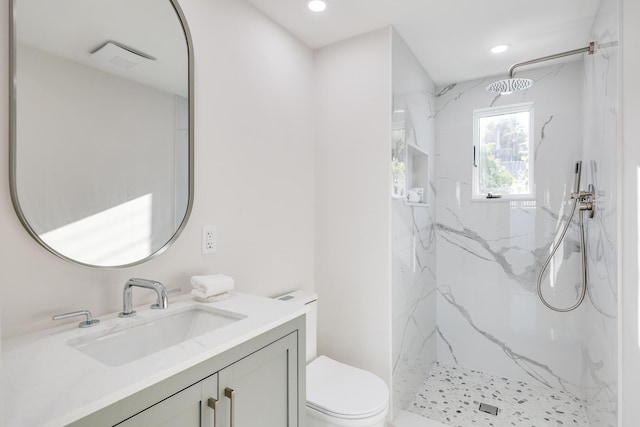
486,41,596,94
486,78,533,93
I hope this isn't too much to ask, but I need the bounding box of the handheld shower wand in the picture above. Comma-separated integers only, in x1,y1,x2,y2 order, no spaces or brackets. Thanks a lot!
536,161,595,312
574,161,582,195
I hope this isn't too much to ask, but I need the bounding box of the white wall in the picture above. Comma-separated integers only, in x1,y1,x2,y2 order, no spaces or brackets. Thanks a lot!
0,0,315,337
620,0,640,424
314,28,393,386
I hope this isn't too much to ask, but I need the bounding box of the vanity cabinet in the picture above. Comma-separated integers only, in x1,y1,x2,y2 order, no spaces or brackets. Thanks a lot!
217,334,297,426
69,317,304,427
118,375,217,427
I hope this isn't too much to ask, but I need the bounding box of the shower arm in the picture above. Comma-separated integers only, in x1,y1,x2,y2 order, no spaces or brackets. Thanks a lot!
508,42,596,78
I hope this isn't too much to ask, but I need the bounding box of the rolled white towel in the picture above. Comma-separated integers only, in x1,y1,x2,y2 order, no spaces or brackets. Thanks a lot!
190,274,234,298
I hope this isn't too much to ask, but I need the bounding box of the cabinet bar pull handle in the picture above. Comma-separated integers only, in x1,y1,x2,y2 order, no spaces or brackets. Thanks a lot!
207,398,218,427
225,388,235,427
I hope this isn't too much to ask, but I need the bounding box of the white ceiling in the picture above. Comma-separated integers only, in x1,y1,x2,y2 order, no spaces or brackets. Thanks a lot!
246,0,603,85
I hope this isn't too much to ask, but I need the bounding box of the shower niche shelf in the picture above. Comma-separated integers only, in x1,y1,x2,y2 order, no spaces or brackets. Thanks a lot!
404,143,429,206
391,117,430,206
404,201,430,207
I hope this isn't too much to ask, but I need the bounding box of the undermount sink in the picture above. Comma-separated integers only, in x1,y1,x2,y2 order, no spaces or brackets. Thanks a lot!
69,306,245,367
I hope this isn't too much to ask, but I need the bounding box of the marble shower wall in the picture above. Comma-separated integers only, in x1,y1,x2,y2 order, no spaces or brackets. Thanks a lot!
391,31,438,412
581,0,619,425
435,61,587,395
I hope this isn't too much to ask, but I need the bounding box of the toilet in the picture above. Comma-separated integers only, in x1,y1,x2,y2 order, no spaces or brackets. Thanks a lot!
276,291,389,427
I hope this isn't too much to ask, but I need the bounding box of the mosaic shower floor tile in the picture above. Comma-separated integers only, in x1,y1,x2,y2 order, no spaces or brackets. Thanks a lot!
410,362,588,426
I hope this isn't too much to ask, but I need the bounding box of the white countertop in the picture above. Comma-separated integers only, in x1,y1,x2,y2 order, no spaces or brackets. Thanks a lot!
1,292,306,427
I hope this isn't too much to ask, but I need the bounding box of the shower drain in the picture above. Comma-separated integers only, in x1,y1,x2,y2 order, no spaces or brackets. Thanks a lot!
478,402,500,416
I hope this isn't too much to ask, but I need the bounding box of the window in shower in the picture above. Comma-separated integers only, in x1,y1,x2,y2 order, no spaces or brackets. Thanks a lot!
472,102,534,200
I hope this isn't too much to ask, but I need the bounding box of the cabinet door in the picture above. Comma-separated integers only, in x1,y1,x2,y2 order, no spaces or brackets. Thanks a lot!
217,333,298,427
116,374,218,427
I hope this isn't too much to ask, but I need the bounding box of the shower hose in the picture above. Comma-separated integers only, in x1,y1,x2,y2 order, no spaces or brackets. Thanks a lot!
536,197,588,312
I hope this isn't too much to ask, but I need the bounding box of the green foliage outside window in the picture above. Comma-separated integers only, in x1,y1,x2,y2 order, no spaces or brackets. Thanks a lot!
392,129,406,197
479,142,514,193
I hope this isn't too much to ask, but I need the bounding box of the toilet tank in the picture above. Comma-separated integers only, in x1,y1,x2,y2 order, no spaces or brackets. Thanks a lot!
275,290,318,363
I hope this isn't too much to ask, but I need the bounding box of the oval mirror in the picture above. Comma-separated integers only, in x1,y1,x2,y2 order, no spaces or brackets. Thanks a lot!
9,0,193,268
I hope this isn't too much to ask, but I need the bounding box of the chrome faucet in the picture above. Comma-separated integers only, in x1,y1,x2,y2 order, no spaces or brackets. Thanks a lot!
119,278,169,318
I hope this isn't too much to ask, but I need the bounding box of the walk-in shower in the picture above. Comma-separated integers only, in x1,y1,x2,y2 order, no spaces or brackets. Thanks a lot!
392,19,618,424
537,161,596,312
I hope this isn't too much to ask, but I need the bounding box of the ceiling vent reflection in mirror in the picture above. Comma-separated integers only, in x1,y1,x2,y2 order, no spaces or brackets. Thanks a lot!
90,41,155,70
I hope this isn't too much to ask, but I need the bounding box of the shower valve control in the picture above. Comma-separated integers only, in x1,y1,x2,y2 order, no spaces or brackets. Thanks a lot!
571,184,596,218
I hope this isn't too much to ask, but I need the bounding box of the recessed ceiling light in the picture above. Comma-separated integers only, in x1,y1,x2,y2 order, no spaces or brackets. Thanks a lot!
308,0,327,12
490,44,510,54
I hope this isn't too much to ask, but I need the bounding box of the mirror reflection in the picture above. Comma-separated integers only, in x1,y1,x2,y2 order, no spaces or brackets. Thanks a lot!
11,0,192,267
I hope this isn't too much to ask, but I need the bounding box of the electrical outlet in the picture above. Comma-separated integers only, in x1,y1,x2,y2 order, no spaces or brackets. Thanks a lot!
202,226,217,254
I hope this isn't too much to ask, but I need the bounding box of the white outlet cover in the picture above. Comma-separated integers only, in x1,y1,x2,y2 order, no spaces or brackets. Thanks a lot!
202,226,217,254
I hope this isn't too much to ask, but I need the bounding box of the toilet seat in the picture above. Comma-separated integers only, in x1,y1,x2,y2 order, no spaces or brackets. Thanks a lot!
306,356,389,420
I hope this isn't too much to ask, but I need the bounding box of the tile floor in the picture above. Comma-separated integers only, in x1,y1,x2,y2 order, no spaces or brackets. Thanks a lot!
393,409,449,427
408,362,588,426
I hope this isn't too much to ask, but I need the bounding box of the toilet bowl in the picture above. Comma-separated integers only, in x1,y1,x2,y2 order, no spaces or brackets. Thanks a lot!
276,291,389,427
306,355,389,427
